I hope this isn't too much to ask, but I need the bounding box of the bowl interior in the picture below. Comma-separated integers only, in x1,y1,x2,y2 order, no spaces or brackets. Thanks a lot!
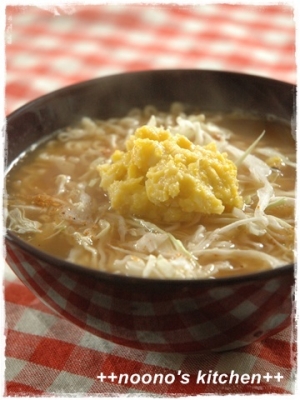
5,69,296,284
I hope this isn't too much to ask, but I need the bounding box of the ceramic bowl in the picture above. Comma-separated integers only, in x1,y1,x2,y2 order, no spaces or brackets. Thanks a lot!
4,70,296,353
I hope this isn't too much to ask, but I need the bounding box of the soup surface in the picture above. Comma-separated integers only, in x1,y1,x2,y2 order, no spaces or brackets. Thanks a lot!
5,104,296,279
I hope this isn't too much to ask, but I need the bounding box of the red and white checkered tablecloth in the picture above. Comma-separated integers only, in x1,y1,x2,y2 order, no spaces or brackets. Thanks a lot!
3,3,297,397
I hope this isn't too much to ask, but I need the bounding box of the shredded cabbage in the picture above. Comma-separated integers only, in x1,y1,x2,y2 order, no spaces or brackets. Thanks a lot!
7,208,42,234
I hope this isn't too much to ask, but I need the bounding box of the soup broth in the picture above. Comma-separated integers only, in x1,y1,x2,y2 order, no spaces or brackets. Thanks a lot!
5,104,296,279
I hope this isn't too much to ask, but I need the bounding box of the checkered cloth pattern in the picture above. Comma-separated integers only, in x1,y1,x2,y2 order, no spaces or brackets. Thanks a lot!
4,3,296,396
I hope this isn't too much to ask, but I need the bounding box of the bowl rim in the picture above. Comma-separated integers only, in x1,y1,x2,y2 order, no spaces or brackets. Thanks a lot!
5,68,296,121
4,68,296,287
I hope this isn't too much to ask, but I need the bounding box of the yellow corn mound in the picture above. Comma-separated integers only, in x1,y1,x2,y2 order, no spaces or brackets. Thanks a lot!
98,125,243,223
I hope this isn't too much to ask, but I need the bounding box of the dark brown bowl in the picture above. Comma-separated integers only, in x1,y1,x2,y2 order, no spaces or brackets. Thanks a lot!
4,69,296,353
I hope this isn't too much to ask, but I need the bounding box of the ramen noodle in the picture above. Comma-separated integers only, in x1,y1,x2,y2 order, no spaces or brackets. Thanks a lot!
5,103,296,279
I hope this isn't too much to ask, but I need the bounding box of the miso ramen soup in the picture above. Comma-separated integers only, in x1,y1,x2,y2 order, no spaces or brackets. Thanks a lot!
5,104,296,279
